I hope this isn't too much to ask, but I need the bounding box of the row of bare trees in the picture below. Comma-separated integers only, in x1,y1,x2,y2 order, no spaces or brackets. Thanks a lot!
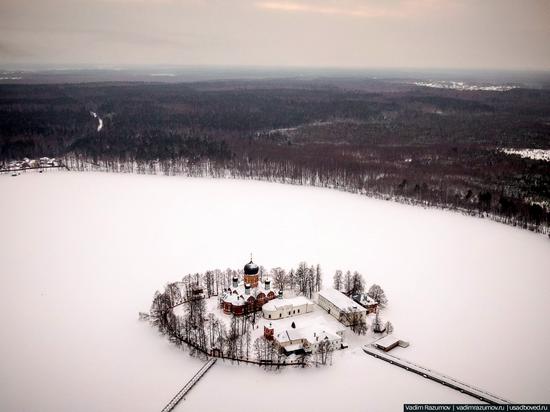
62,153,550,236
152,261,324,306
269,262,323,298
150,281,264,361
333,270,388,306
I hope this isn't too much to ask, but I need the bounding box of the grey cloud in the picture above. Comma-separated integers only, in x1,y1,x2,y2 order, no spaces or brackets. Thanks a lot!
0,0,548,69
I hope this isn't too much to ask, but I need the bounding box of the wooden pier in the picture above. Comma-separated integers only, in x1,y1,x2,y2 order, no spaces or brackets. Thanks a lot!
160,358,217,412
362,345,511,405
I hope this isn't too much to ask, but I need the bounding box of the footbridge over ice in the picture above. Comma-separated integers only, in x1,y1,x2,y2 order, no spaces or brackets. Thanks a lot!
362,345,511,405
160,358,217,412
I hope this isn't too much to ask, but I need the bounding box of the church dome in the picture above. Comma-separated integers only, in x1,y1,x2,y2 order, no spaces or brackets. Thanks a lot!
244,260,259,275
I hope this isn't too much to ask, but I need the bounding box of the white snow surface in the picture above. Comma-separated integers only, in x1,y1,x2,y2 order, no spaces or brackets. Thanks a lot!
501,148,550,162
90,111,104,132
1,172,549,411
413,81,517,91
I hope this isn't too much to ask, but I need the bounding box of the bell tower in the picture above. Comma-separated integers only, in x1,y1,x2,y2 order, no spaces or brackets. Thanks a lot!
243,255,259,288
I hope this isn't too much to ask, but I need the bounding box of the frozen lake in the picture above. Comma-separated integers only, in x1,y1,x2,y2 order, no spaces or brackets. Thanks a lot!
1,172,549,411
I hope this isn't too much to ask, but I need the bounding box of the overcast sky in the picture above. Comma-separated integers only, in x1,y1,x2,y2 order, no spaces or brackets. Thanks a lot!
1,0,549,70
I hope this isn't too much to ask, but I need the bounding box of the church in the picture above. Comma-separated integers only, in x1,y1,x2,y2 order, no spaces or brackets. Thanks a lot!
220,259,279,316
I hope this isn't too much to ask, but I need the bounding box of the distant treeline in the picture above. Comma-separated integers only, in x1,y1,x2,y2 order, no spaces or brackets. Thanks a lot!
1,80,549,233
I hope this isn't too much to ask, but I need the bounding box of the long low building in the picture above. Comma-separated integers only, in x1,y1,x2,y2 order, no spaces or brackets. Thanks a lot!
262,296,314,319
317,288,367,326
373,334,400,352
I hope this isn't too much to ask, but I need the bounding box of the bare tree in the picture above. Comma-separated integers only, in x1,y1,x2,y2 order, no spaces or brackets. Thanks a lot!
166,282,182,307
295,262,309,296
371,311,385,333
368,284,388,307
254,336,277,364
349,271,365,296
204,270,214,298
185,292,208,350
315,339,334,366
288,269,296,291
271,267,287,291
307,265,315,298
315,264,323,292
333,270,343,291
226,317,240,359
343,270,352,295
343,309,368,335
150,290,172,333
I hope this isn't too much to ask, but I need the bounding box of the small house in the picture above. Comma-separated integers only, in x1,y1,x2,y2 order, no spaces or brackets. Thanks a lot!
274,324,343,354
351,293,379,314
374,334,400,352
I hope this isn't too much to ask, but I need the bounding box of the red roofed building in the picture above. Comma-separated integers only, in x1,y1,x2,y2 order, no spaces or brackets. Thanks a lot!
220,259,278,315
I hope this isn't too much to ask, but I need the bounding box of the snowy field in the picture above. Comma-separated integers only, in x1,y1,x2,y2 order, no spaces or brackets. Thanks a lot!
1,172,549,411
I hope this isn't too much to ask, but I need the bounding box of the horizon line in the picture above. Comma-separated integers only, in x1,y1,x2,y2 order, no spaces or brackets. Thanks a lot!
2,63,550,74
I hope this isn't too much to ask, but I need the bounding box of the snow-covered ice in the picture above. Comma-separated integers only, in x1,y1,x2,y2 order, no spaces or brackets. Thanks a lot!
0,172,549,411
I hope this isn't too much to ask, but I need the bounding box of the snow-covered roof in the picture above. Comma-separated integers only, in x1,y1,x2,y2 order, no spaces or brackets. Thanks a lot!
275,324,342,346
375,334,399,349
354,293,377,306
283,343,303,352
262,296,312,312
227,279,277,299
318,288,366,313
221,291,245,306
363,295,377,305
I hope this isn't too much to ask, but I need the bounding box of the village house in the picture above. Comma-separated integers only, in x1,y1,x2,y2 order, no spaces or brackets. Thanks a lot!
351,293,379,314
317,288,367,326
262,296,314,320
220,259,278,315
273,322,344,355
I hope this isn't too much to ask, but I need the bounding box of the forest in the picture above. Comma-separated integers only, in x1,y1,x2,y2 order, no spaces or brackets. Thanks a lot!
1,77,549,232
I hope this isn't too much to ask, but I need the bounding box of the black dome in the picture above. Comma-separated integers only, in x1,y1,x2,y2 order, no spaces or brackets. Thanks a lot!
244,260,259,275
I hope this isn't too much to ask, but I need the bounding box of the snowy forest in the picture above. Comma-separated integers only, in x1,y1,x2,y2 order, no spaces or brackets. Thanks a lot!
2,78,549,234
